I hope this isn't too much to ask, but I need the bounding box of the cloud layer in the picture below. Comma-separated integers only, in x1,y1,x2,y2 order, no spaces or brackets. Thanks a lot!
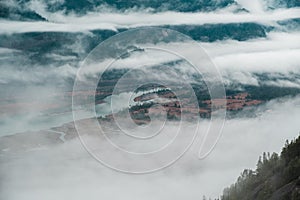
1,96,300,199
0,7,300,34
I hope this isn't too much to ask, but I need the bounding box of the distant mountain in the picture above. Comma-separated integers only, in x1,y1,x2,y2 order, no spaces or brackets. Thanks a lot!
1,0,299,21
221,135,300,200
0,0,235,18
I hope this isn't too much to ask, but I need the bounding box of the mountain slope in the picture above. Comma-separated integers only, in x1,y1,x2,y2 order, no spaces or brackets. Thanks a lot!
221,135,300,200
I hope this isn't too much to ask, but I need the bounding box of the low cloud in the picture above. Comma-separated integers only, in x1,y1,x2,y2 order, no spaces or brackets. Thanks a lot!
1,7,300,34
1,96,300,199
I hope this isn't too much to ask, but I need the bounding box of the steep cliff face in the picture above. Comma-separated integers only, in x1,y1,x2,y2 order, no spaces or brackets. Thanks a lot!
221,135,300,200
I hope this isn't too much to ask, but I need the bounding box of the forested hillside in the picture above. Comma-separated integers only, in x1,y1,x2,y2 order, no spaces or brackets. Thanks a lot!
221,135,300,200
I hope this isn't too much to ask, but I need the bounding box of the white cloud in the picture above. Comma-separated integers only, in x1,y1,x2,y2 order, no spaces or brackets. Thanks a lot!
0,47,21,54
201,31,300,86
201,32,300,57
214,48,300,72
235,0,265,13
0,64,77,84
1,30,299,88
71,31,300,88
1,96,300,199
1,7,300,34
